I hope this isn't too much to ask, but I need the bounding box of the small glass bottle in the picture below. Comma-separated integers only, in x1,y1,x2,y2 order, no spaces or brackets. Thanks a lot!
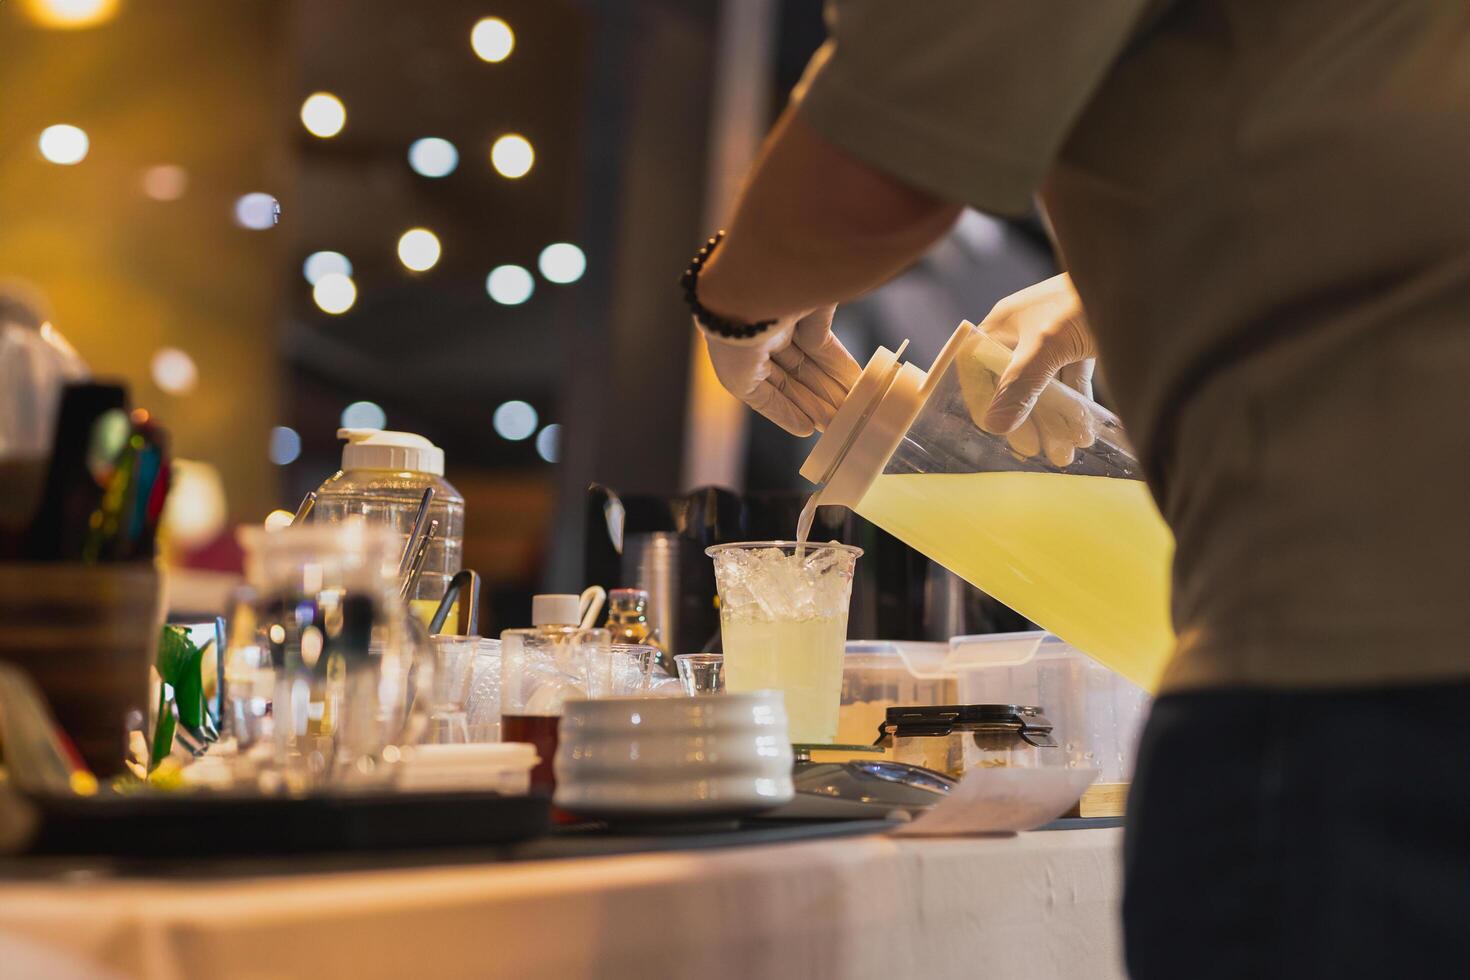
604,588,671,676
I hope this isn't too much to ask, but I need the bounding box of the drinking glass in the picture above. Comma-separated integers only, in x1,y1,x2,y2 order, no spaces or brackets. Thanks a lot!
425,635,478,744
674,653,724,696
228,522,425,790
706,541,862,744
271,651,419,793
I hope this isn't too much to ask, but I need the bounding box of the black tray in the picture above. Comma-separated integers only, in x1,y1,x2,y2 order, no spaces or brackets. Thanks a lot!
22,790,552,857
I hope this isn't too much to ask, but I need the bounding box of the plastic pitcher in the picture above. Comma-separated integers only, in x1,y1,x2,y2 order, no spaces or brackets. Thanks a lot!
313,428,465,622
801,321,1175,691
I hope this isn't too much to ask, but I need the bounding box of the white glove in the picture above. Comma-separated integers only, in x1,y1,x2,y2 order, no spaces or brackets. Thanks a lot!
700,305,861,437
956,273,1099,467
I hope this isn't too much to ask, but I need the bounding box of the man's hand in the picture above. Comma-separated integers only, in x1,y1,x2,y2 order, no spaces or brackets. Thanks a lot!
700,305,861,437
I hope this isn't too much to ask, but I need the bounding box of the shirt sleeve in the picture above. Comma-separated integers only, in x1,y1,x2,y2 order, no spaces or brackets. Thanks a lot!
794,0,1154,216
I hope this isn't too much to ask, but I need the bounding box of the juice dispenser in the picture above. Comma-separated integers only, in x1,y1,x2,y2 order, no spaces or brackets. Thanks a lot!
801,321,1175,691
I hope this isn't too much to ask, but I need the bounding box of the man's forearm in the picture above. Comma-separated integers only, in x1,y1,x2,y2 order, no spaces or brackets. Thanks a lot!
697,108,962,324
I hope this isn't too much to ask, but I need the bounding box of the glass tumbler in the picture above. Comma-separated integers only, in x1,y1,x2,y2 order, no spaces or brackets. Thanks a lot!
674,653,724,696
228,522,423,790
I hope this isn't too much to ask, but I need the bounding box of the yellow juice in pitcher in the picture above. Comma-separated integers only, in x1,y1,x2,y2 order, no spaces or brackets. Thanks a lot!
857,471,1175,690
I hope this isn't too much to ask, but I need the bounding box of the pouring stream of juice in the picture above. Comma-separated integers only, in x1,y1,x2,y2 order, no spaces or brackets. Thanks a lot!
795,491,820,552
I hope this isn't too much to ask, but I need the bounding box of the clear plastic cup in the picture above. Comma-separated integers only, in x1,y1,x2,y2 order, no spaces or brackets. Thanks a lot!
706,541,862,744
674,653,724,696
425,635,478,744
500,627,611,792
465,638,502,742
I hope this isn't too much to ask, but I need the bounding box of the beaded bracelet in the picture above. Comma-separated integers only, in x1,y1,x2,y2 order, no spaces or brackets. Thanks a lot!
679,231,776,340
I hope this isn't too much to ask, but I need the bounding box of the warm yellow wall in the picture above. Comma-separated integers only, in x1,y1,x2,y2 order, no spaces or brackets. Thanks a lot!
0,0,287,521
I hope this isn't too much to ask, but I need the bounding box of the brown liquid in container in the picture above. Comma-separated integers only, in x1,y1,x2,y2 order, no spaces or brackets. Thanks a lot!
501,714,560,791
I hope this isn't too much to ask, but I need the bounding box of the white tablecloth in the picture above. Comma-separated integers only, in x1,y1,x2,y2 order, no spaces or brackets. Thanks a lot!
0,828,1125,980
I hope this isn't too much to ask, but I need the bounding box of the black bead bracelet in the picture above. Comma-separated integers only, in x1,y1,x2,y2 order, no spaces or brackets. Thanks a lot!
680,231,776,340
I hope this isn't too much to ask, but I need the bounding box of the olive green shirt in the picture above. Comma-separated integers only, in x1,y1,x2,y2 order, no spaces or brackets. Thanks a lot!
798,0,1470,691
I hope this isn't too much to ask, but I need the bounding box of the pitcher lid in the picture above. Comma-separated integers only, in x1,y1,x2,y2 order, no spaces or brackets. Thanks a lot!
800,322,974,508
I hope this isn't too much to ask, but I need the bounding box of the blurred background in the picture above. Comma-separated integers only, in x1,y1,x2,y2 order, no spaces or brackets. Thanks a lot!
0,0,1055,633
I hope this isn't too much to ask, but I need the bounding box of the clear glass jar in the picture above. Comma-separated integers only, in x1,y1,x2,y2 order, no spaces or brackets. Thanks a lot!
801,322,1174,691
225,522,427,791
876,704,1059,780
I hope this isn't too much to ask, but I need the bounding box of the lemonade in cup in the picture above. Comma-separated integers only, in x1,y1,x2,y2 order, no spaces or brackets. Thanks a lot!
706,541,862,745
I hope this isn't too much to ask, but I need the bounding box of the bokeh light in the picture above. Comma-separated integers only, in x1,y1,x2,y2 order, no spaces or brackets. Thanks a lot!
340,400,387,430
397,228,442,272
268,426,302,465
538,243,586,284
21,0,120,29
300,92,347,138
536,423,561,463
313,273,356,314
141,164,188,201
302,250,352,285
493,400,538,441
471,17,515,62
263,509,295,531
486,264,534,305
38,124,89,165
408,137,458,178
150,347,198,395
161,459,228,549
490,134,534,178
234,192,280,230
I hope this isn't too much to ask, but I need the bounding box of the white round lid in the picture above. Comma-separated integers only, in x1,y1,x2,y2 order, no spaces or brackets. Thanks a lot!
799,347,924,509
531,593,582,627
799,322,975,509
338,427,445,475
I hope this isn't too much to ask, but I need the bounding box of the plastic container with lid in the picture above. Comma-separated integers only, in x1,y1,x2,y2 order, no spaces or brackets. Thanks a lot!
891,630,1150,784
876,704,1060,780
313,428,465,618
801,321,1175,691
947,632,1151,784
836,641,955,748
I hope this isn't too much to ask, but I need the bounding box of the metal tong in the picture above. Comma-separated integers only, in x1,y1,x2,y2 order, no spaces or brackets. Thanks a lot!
398,488,435,577
428,569,481,635
399,518,438,602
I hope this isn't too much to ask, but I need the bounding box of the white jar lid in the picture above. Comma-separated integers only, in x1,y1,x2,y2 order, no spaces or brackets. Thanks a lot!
531,593,582,627
338,427,445,475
